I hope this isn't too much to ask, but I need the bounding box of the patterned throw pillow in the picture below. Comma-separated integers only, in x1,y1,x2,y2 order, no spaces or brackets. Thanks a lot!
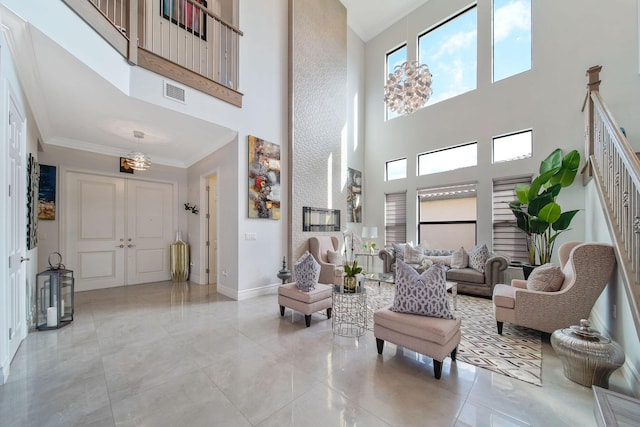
404,243,425,264
294,251,320,291
327,249,343,265
468,244,490,273
451,247,468,269
526,263,565,292
390,260,454,319
392,243,407,262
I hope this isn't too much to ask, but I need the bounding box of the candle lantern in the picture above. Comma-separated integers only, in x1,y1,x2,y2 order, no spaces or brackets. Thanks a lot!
36,253,74,330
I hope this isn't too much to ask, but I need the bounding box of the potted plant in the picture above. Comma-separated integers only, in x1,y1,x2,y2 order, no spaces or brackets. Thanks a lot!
343,260,362,293
509,148,581,273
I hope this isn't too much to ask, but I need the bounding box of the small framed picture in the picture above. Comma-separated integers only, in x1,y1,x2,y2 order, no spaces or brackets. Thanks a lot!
120,157,134,174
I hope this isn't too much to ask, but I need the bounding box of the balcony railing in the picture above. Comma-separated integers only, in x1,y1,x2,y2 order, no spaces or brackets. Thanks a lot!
63,0,243,107
584,65,640,337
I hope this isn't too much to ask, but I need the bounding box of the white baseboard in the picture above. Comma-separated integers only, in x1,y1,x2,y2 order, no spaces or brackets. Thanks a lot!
237,283,279,301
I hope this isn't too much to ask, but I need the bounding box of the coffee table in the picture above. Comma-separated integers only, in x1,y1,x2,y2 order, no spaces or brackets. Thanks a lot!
363,272,395,286
446,281,458,310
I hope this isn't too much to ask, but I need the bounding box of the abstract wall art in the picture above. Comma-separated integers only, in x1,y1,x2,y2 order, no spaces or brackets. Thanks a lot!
248,135,281,220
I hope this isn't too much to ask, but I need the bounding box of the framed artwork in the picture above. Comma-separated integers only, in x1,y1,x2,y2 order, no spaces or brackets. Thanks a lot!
347,167,362,223
26,154,38,249
38,164,56,220
120,157,134,174
161,0,207,40
248,135,281,219
302,207,340,232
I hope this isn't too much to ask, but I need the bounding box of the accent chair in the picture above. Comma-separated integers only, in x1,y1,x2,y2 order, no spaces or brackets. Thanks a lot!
308,236,343,285
492,241,616,334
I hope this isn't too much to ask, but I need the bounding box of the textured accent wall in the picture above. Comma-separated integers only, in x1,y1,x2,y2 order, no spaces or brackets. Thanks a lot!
288,0,347,262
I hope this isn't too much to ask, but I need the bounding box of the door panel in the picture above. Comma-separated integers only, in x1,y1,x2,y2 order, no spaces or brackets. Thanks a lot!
127,181,173,284
7,98,26,360
67,173,125,291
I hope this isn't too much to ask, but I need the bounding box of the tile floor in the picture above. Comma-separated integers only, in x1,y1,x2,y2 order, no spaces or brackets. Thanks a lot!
0,281,599,426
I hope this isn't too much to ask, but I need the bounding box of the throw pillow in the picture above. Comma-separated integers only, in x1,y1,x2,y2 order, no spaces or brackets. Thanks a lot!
424,255,452,267
390,260,454,319
404,243,425,264
392,243,407,262
294,251,320,291
421,258,434,270
451,247,468,269
327,249,343,265
468,244,490,273
526,263,565,292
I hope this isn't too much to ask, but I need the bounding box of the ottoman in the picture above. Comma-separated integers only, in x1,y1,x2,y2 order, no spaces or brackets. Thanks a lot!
278,282,333,327
374,305,461,379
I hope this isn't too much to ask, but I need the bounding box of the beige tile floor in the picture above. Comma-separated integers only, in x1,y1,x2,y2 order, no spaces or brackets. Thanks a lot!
0,281,599,426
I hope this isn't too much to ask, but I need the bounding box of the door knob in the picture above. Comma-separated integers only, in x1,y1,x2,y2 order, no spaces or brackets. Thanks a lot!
116,244,124,248
128,244,136,248
20,257,30,263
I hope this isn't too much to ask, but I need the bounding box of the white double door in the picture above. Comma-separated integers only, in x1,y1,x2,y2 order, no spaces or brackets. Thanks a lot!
65,172,175,291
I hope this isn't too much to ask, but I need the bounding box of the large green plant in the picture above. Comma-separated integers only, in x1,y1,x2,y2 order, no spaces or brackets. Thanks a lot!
509,149,581,265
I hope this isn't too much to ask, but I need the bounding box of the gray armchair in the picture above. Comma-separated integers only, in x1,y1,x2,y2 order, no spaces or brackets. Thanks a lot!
493,241,616,334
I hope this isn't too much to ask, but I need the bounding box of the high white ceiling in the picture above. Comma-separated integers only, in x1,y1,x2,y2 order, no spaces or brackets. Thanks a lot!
340,0,430,42
4,1,429,168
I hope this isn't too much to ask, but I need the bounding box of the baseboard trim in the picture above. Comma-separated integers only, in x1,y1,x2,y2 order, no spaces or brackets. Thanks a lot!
237,283,279,301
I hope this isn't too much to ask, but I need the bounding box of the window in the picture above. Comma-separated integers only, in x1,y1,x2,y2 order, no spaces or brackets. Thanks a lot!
385,192,406,245
418,184,477,249
492,176,532,263
493,0,531,82
385,44,407,120
493,130,532,163
386,158,407,181
418,5,477,105
418,142,477,176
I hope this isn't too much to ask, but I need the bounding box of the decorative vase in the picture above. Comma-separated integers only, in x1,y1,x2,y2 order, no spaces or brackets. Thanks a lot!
343,276,357,293
522,264,539,280
277,257,291,284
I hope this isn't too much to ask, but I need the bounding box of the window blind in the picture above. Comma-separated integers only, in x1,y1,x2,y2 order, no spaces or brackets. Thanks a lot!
492,176,531,263
385,192,406,246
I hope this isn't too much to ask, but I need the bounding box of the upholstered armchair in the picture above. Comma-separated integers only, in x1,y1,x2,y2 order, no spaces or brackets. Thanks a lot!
492,241,616,334
308,236,343,285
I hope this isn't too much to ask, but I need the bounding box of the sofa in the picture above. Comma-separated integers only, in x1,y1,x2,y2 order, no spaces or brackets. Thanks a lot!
378,245,509,297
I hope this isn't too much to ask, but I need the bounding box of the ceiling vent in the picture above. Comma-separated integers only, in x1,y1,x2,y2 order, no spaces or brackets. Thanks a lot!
164,82,186,103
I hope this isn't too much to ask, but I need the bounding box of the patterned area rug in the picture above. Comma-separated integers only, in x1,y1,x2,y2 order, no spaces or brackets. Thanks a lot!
365,282,542,386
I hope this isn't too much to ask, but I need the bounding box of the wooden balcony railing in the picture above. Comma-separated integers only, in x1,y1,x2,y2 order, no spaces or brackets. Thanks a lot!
63,0,243,107
583,65,640,336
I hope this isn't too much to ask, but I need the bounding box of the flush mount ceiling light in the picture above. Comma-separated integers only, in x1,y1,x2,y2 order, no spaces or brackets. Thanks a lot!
384,60,433,115
125,130,151,171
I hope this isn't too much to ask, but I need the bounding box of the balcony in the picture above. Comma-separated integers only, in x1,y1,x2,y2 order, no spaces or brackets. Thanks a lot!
63,0,243,107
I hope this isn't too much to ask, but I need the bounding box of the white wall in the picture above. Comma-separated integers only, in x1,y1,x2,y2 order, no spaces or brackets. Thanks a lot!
586,181,640,396
363,0,640,262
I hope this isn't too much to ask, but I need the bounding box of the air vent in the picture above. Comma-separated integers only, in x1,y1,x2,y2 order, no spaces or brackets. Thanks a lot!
164,82,186,103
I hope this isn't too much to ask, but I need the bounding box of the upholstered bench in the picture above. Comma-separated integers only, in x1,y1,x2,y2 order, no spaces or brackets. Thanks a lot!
278,282,333,327
374,306,461,379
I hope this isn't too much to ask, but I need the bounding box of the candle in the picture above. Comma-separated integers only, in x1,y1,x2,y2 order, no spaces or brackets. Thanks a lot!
47,307,58,327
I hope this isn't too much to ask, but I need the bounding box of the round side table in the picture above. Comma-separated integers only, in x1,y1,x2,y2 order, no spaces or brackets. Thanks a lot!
551,319,625,388
332,285,367,337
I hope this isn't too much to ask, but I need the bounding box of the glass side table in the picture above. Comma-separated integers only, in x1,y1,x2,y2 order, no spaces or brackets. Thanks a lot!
332,284,367,337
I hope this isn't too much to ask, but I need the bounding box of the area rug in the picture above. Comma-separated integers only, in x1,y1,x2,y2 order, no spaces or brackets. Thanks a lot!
365,282,542,386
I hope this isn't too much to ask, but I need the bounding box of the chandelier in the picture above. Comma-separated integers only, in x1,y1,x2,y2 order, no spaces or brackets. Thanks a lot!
384,60,433,115
125,131,151,171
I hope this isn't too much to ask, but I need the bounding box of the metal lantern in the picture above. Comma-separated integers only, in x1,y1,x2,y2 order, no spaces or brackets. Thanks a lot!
36,253,74,330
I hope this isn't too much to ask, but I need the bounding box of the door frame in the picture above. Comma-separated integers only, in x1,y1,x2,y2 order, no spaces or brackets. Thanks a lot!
59,167,179,287
199,170,219,286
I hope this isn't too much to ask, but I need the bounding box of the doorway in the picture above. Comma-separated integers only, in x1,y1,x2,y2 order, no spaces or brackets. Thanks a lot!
207,174,218,284
6,94,27,364
64,171,175,291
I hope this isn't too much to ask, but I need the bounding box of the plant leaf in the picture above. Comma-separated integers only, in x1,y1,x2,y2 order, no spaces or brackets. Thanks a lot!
550,150,581,187
529,217,550,234
514,184,531,204
528,192,554,216
552,210,579,231
538,202,562,224
540,149,563,175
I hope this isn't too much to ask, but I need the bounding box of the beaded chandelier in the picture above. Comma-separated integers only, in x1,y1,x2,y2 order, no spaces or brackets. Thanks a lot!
125,130,151,171
384,60,433,115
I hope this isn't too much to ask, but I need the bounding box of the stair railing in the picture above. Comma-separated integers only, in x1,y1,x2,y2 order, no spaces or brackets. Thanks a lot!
583,65,640,335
